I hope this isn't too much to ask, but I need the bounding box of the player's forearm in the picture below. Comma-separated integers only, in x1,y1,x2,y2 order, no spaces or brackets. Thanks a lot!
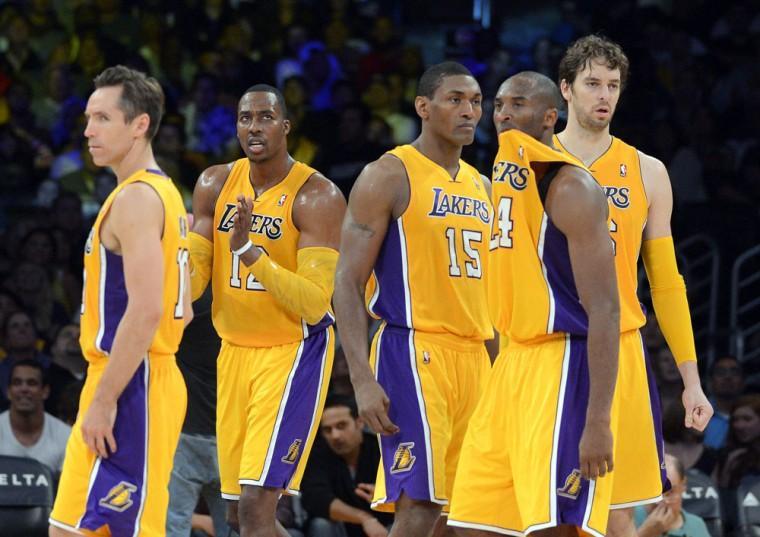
328,498,374,525
333,273,374,386
585,311,620,422
189,231,213,301
92,306,162,404
678,360,702,389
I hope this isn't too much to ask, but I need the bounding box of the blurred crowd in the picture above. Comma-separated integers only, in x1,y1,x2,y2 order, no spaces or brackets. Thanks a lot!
1,0,760,536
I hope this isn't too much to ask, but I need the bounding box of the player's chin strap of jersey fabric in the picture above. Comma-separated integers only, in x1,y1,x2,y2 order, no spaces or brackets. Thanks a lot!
189,231,213,301
249,246,338,325
642,236,697,366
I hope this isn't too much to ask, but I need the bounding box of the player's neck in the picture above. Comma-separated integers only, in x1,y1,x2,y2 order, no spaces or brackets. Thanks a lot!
412,132,462,179
557,119,612,166
248,154,295,198
113,141,159,184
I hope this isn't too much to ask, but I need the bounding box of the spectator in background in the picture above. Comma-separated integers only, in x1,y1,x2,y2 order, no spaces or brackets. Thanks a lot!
0,290,22,348
181,72,237,158
704,356,745,451
634,453,711,537
301,395,392,537
0,360,70,473
46,323,85,417
717,394,760,488
5,261,69,342
654,346,686,413
663,400,719,475
0,310,51,409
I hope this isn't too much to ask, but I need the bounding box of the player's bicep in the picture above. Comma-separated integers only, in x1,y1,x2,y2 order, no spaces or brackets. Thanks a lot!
191,165,229,240
295,175,347,250
641,152,673,241
111,185,165,317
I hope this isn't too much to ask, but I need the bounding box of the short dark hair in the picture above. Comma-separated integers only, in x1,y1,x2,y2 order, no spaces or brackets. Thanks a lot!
324,394,358,419
666,453,686,482
505,71,564,110
417,61,474,99
558,35,630,90
94,65,165,140
9,359,48,387
243,84,288,119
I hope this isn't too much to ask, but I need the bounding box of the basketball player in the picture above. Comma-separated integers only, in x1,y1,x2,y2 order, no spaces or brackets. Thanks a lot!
333,62,493,537
49,66,192,536
448,71,620,537
188,84,345,537
554,35,713,537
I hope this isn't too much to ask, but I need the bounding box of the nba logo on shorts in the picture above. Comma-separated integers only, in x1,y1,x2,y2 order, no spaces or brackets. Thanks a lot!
282,439,303,464
557,469,583,499
390,442,416,473
99,481,138,512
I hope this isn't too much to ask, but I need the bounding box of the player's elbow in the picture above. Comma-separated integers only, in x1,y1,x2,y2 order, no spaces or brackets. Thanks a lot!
587,297,620,330
302,294,331,325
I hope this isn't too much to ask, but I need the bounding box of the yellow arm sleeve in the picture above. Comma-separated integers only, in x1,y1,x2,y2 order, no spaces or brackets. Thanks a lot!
249,246,338,325
189,232,213,301
642,236,697,365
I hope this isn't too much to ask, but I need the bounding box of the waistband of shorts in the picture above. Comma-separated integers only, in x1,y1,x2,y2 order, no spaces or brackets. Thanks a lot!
85,351,176,369
381,324,486,352
506,332,572,350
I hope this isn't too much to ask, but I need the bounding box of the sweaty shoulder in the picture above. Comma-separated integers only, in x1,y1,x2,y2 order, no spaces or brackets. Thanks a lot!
637,149,671,203
293,172,347,223
546,163,607,223
193,162,235,213
350,153,409,217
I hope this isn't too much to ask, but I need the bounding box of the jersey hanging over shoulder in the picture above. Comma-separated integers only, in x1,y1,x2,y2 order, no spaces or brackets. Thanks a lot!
554,135,648,333
489,129,600,344
366,145,493,342
211,158,333,347
80,169,190,363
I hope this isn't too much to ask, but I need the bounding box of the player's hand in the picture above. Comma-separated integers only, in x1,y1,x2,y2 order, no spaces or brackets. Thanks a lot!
81,398,118,458
355,482,375,502
361,517,389,537
230,194,253,251
578,419,613,480
640,502,678,536
682,384,713,431
355,378,399,435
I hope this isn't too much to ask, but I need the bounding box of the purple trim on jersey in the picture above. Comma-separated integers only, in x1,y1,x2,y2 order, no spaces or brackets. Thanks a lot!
80,361,148,536
145,168,167,177
642,340,671,494
260,328,330,489
554,335,594,527
375,326,434,504
369,221,410,328
305,311,335,338
542,219,588,335
99,249,128,353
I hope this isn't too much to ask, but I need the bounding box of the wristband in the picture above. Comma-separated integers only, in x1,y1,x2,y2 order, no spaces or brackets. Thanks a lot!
232,239,253,256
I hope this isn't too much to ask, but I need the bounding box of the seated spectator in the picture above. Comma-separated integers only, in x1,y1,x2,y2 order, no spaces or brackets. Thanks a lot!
301,395,392,537
0,310,51,409
704,355,744,451
635,453,711,537
663,401,719,475
46,323,85,416
717,394,760,488
0,359,71,473
653,346,684,413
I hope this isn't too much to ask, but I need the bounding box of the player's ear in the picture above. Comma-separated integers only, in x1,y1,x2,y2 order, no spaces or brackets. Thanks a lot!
559,79,572,101
133,112,150,139
415,96,429,120
283,118,291,136
544,107,558,130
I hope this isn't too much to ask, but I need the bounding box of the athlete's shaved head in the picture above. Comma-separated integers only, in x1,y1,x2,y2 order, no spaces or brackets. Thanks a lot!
499,71,563,111
417,61,474,99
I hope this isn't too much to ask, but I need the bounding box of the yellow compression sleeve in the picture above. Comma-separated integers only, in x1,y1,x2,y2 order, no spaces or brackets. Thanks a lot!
249,246,338,325
189,232,213,301
642,236,697,365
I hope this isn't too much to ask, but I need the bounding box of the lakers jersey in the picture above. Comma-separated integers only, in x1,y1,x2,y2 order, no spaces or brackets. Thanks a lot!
366,145,493,341
489,130,594,344
212,158,333,347
80,169,189,363
554,136,648,332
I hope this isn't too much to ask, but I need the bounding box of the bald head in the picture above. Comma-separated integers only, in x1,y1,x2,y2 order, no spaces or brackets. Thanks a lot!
499,71,563,110
493,71,562,142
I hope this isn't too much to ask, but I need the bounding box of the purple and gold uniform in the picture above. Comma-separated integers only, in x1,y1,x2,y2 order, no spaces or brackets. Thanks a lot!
554,135,668,508
50,169,189,536
366,145,493,512
212,159,333,499
448,130,619,537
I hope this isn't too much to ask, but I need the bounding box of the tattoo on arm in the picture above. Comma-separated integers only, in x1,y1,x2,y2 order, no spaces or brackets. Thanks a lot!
351,222,376,237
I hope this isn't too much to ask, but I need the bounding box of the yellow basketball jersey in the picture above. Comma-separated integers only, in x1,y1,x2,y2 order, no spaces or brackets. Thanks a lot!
554,136,648,332
211,158,332,347
489,130,593,344
80,169,190,363
366,145,493,341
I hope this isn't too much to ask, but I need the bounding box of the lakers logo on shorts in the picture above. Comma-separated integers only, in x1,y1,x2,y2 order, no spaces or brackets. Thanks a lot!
390,442,416,474
99,481,138,512
281,439,303,464
557,469,583,499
